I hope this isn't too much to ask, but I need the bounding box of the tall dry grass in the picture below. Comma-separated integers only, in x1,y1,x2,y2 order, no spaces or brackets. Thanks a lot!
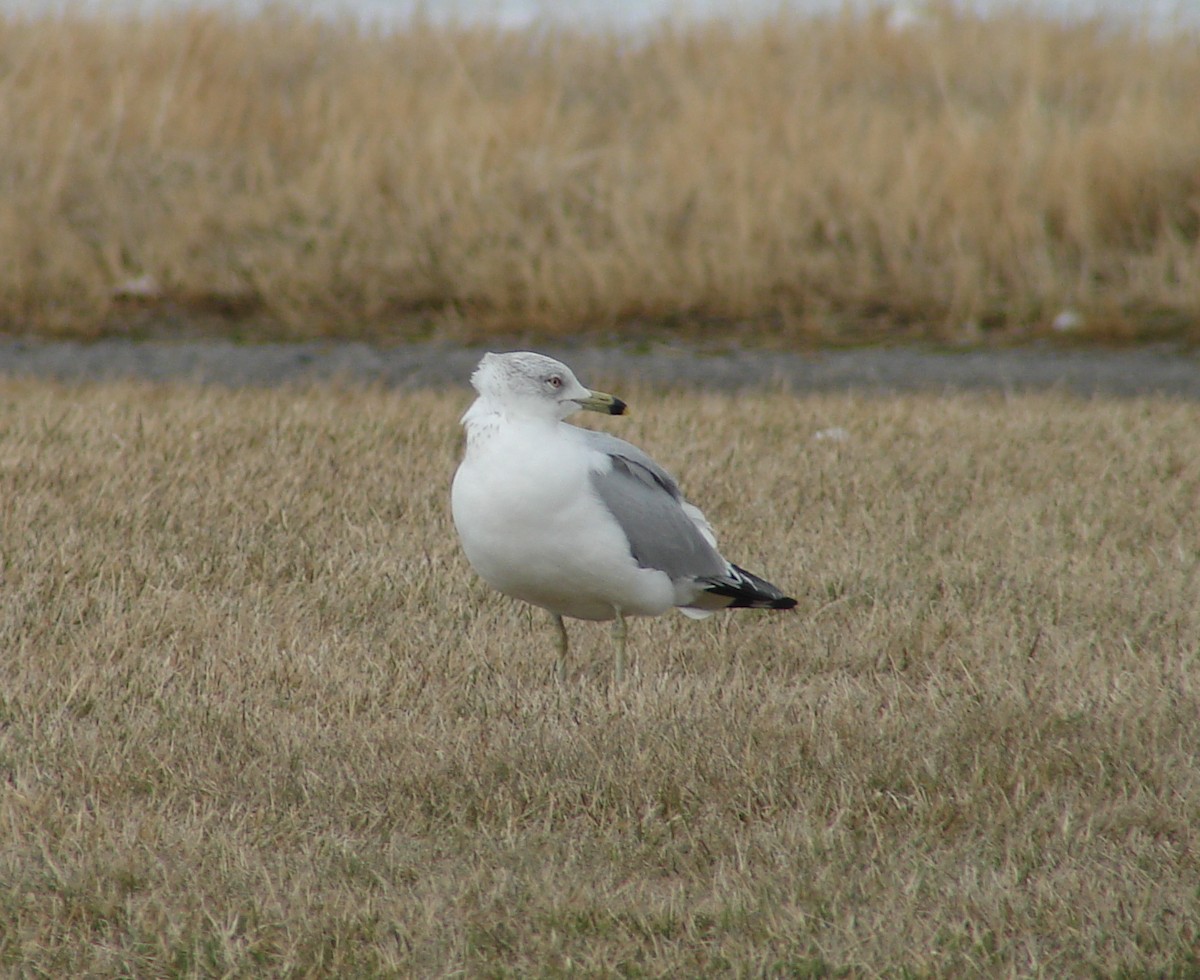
1,378,1199,974
0,5,1198,341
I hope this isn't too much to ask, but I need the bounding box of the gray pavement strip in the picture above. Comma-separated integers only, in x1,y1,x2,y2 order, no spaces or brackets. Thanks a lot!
1,338,1198,399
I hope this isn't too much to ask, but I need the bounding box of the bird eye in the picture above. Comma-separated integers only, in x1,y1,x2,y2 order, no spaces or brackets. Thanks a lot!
547,375,563,389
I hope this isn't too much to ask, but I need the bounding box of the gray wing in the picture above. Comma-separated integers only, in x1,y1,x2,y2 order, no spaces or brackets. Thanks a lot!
580,429,728,581
578,429,682,498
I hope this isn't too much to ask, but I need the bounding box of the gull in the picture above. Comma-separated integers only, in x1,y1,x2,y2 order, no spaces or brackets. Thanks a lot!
450,351,796,681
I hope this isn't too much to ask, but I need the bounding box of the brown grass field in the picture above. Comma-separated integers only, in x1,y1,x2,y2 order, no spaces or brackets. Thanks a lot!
1,378,1198,975
1,5,1199,343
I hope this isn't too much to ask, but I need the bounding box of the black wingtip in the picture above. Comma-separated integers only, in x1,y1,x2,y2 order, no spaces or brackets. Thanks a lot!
702,565,797,611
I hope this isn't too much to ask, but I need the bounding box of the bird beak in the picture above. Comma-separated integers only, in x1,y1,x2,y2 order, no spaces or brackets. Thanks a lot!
576,389,628,416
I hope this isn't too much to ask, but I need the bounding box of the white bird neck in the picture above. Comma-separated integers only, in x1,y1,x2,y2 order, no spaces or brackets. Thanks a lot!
461,397,565,453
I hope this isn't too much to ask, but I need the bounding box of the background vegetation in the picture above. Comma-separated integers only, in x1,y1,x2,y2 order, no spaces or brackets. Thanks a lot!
2,380,1198,974
1,4,1198,342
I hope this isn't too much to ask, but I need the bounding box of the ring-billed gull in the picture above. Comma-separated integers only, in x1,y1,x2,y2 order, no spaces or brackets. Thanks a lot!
451,351,796,680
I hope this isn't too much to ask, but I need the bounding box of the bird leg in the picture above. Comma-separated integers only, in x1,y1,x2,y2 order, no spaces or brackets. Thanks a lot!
611,608,628,684
552,613,569,682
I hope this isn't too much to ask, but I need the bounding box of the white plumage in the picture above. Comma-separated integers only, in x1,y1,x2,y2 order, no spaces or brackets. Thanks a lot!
451,351,795,679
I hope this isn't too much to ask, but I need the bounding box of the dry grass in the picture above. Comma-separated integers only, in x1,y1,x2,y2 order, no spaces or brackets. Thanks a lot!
1,378,1199,976
1,5,1199,342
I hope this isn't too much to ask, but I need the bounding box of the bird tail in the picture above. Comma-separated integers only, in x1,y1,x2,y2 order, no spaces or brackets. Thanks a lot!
699,564,797,611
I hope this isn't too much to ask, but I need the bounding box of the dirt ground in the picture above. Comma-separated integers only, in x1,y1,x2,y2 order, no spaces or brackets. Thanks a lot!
1,337,1198,398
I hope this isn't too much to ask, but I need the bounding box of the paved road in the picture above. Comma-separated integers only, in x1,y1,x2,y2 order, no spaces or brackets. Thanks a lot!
1,338,1198,398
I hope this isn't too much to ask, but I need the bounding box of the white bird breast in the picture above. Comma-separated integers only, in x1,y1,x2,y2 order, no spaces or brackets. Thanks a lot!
451,417,677,621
